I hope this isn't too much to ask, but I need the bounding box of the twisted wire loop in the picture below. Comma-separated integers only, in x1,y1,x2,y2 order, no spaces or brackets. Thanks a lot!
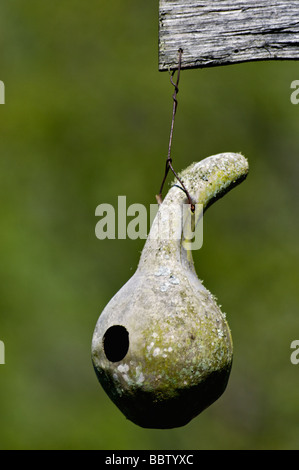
156,49,195,212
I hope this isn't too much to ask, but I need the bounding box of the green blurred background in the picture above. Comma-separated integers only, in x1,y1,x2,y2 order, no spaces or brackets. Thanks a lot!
0,0,299,450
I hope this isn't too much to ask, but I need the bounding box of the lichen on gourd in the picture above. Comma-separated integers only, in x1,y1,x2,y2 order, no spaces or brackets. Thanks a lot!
92,152,249,429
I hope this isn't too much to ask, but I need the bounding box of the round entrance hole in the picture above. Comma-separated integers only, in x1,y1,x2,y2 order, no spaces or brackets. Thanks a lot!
103,325,129,362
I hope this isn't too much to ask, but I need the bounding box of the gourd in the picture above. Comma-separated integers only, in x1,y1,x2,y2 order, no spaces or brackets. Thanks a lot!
92,152,249,429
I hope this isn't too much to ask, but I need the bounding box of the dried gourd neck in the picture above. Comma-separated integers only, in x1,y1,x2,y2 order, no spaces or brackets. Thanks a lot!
138,153,249,271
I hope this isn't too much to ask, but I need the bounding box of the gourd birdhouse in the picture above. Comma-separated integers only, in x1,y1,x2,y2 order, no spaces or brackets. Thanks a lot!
92,153,248,428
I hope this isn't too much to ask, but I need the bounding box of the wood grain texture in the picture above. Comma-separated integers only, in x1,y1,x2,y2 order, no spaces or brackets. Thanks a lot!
159,0,299,70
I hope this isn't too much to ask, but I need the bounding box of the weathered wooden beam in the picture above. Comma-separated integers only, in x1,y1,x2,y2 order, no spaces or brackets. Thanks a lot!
159,0,299,70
